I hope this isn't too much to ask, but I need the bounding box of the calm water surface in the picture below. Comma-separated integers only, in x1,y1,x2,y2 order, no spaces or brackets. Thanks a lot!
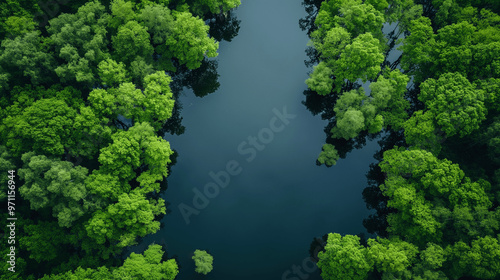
137,1,379,279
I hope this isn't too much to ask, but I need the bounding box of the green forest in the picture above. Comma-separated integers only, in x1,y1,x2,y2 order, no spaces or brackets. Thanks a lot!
0,0,238,279
302,0,500,279
0,0,499,279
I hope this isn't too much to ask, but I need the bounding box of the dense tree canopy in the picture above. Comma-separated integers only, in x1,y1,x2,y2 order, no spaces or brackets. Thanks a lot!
0,0,240,278
304,0,500,279
3,0,500,278
19,153,92,228
162,11,219,69
317,233,373,280
40,244,178,280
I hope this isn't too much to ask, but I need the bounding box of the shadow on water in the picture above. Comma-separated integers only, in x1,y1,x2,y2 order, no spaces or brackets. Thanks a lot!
362,129,406,237
208,10,241,43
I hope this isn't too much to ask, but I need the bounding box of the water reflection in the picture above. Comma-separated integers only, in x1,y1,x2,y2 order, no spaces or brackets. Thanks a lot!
183,59,221,98
362,130,406,237
298,0,322,36
208,10,241,43
302,87,376,161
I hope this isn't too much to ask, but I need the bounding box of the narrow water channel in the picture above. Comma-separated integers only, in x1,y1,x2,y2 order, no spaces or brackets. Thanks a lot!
137,1,380,279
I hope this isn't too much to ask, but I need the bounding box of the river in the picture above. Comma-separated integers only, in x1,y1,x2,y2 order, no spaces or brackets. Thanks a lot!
136,1,380,279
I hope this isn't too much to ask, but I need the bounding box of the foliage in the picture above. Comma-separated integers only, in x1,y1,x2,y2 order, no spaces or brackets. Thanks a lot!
19,221,78,263
306,62,334,96
47,1,110,86
367,237,418,274
0,0,40,38
40,244,178,280
112,20,154,64
318,143,339,166
89,72,175,130
85,191,166,248
4,98,77,157
19,153,91,227
317,233,373,280
0,0,241,278
189,0,241,16
113,244,179,279
162,11,219,70
0,30,55,86
98,58,131,87
418,72,487,137
304,1,500,278
92,122,173,195
192,249,214,275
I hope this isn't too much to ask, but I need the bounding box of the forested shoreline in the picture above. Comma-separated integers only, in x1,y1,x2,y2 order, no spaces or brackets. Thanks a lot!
1,0,500,279
0,0,240,279
302,0,500,279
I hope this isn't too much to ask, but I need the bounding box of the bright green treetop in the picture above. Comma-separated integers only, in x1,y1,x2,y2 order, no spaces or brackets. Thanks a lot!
98,58,131,87
379,148,492,246
335,0,385,41
334,108,366,139
369,69,410,129
89,71,175,130
40,244,178,280
162,11,219,69
3,15,36,37
367,237,418,274
4,98,77,156
138,3,174,45
94,122,173,195
404,72,487,152
305,62,334,96
108,0,137,30
192,249,214,275
85,191,166,249
418,72,487,138
0,0,40,38
317,233,373,280
311,26,351,62
335,33,384,87
113,244,179,280
445,236,500,279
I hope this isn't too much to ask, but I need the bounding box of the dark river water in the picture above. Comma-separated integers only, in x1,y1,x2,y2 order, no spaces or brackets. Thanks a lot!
136,1,380,279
